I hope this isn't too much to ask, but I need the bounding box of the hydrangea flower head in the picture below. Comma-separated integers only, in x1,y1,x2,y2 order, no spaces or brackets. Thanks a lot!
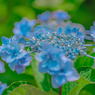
0,82,7,95
13,18,36,38
0,61,5,73
30,26,86,60
51,60,79,88
35,42,67,75
52,10,70,21
1,42,32,74
37,11,51,22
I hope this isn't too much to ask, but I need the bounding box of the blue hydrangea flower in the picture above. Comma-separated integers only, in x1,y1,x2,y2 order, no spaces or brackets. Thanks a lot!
37,11,51,22
35,42,66,75
51,61,79,88
52,11,70,21
0,61,5,73
0,82,7,95
0,36,26,55
64,26,84,41
1,42,32,74
13,18,36,38
90,22,95,42
31,26,49,38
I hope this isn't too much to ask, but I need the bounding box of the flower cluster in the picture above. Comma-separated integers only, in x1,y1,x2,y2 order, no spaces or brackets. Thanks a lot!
1,10,95,89
13,18,36,38
0,36,32,74
0,82,7,95
35,43,79,88
29,26,86,60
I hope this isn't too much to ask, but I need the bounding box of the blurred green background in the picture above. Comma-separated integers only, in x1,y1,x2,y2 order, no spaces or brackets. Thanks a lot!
0,0,95,88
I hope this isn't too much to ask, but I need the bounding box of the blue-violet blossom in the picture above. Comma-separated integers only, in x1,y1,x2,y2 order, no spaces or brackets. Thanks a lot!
51,60,79,88
1,42,32,74
0,61,5,73
37,11,51,22
0,82,7,95
13,18,36,38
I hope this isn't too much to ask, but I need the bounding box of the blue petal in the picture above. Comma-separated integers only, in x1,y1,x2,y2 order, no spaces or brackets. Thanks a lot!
64,60,73,72
56,27,63,35
90,26,95,35
35,52,47,62
1,36,9,45
38,63,48,73
48,60,60,71
35,26,42,31
28,20,36,27
16,51,27,59
51,75,67,88
19,54,32,66
65,68,79,81
16,65,25,74
9,60,18,71
6,56,15,63
38,11,51,22
13,28,22,35
48,70,59,75
1,51,11,62
0,61,5,73
1,83,7,90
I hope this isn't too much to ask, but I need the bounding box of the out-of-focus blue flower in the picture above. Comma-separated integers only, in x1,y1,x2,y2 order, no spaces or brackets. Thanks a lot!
51,60,79,88
52,11,70,21
0,82,7,95
1,42,32,74
0,61,5,73
0,36,26,55
90,22,95,42
13,18,36,38
37,11,51,22
31,26,49,38
64,26,84,41
35,42,66,75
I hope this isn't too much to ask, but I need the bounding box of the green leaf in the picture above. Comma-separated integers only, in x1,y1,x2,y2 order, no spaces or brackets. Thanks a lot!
8,84,59,95
78,84,95,95
62,67,92,95
74,53,94,69
68,77,91,95
31,56,53,92
77,67,92,80
2,81,32,95
62,81,78,95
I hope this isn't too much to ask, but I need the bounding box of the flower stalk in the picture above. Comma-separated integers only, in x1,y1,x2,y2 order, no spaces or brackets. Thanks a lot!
59,86,62,95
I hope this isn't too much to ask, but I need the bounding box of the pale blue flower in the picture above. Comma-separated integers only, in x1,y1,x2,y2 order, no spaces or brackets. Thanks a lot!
37,11,51,22
51,60,79,88
0,36,26,55
35,42,66,75
0,61,5,73
53,11,70,20
90,22,95,42
31,26,49,38
0,82,7,95
13,18,36,38
1,42,32,74
64,26,84,41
